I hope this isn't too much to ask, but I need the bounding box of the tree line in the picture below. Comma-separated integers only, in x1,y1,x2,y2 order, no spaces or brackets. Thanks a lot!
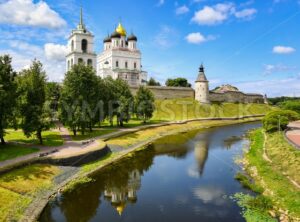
0,55,155,145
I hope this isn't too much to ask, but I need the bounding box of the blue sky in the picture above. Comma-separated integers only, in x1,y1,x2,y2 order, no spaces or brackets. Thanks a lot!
0,0,300,97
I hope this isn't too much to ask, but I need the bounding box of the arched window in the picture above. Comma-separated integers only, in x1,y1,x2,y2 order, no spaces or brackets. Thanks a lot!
125,61,128,69
87,59,93,66
134,62,137,69
78,58,84,64
67,60,70,70
81,39,88,53
71,40,74,51
71,58,73,66
116,61,119,68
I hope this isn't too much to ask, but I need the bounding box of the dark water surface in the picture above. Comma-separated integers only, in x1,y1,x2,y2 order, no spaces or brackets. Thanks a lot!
40,122,261,222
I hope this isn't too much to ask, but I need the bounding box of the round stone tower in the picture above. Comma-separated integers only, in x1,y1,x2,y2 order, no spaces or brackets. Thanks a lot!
195,64,210,104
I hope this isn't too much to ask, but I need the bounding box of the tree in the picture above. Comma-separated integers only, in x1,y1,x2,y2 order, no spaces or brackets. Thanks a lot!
165,77,191,87
59,63,100,136
46,82,61,120
263,110,300,132
147,77,161,86
17,60,50,144
0,55,17,145
103,77,133,126
135,86,155,123
280,101,300,114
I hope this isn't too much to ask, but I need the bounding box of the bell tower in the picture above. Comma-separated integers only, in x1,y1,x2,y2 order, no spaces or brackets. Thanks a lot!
66,8,96,72
195,64,210,104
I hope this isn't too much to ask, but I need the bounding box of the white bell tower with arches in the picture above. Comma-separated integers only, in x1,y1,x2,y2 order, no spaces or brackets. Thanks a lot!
66,8,96,72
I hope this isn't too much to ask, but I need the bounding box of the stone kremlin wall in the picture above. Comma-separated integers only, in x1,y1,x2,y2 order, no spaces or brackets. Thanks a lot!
130,86,265,104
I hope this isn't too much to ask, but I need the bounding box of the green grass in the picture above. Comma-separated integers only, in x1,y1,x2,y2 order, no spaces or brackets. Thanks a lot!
5,129,63,146
0,144,39,162
70,128,117,141
247,129,300,219
152,99,273,121
0,164,61,221
235,172,264,194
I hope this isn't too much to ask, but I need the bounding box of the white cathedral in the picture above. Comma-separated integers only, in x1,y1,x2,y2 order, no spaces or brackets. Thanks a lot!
66,9,148,86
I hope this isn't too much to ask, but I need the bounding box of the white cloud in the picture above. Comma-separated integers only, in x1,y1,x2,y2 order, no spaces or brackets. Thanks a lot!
191,3,235,25
273,46,296,54
263,64,296,75
234,8,257,19
154,26,179,49
44,43,68,61
191,2,258,25
0,0,66,28
185,32,216,44
176,5,189,15
157,0,164,7
235,77,300,97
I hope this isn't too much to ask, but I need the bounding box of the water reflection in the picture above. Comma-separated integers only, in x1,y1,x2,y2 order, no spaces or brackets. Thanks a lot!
40,122,261,222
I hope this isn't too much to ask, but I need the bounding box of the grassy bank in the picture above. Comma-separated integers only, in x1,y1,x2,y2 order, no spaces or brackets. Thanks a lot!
245,129,300,220
153,99,272,121
0,164,61,221
5,129,63,147
0,144,39,161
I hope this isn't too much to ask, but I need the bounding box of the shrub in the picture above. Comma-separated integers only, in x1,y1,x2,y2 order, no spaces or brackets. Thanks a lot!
280,100,300,114
262,110,299,132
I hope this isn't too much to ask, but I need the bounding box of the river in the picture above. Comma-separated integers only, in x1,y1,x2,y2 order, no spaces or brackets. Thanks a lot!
40,122,261,222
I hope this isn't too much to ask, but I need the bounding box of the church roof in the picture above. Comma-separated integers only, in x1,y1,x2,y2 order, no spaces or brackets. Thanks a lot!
111,31,121,38
128,33,137,41
116,22,127,36
195,64,208,82
103,35,111,43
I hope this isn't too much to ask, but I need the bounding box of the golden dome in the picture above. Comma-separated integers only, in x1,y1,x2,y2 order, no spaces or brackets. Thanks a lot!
116,22,127,36
116,203,126,216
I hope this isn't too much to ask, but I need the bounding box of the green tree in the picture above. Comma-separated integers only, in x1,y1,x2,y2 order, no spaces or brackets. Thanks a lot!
103,77,133,126
165,77,191,87
0,55,17,145
59,63,100,136
263,110,300,132
280,100,300,114
17,60,50,144
147,77,161,86
135,86,155,123
46,82,61,120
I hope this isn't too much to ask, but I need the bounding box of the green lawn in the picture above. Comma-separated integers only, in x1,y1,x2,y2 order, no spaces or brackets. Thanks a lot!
247,129,300,219
153,99,273,121
70,128,118,141
0,164,61,221
0,144,39,162
5,129,63,147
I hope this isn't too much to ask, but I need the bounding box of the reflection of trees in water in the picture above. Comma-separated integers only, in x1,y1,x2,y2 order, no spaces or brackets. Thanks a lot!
223,136,242,150
53,146,156,220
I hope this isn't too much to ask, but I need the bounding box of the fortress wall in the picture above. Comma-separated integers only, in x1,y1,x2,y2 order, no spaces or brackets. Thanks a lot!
209,91,264,103
130,86,195,99
130,86,264,103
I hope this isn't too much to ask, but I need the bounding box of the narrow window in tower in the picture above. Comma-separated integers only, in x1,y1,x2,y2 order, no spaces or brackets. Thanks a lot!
125,61,128,69
116,61,119,68
88,59,93,66
134,62,137,69
78,58,84,64
82,39,88,53
71,40,74,51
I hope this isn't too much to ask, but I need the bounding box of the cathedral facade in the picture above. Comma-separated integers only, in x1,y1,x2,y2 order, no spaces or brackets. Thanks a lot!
66,9,147,86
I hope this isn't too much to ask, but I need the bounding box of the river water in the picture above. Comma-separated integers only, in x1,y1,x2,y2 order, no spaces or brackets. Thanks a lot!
40,122,261,222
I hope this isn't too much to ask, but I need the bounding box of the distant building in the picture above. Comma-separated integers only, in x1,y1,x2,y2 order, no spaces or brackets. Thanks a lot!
66,8,147,87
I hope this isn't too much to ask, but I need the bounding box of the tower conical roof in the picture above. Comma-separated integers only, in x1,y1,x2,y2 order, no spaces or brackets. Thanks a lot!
196,64,208,82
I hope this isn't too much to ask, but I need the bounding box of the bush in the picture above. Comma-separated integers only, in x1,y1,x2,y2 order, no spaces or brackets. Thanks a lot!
280,100,300,114
263,110,299,132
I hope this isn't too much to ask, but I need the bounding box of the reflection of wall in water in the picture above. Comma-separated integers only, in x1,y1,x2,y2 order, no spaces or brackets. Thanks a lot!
194,135,209,176
104,169,141,215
